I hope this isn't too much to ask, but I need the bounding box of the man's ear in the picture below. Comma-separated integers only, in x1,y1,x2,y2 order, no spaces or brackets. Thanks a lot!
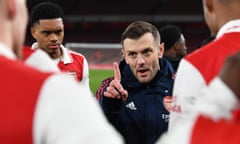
121,49,129,63
31,27,37,39
204,0,214,13
173,42,179,51
6,0,16,19
120,49,125,58
159,42,164,58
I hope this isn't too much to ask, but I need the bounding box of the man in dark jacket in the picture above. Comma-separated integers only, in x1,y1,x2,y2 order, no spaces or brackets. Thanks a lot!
96,21,174,144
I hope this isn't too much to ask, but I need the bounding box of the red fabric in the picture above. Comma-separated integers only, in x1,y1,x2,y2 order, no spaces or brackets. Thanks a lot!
22,47,85,82
232,109,240,122
22,46,34,61
186,32,240,84
95,77,114,100
0,56,50,144
58,51,84,82
191,115,240,144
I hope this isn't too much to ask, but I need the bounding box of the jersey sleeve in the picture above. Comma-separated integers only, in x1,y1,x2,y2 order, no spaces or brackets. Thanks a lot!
24,49,60,73
191,113,240,144
34,74,123,144
192,77,237,119
169,59,206,130
156,77,239,144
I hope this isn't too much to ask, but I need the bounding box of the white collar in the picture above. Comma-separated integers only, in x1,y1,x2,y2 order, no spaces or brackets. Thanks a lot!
216,19,240,38
0,42,17,59
61,45,73,64
31,42,73,64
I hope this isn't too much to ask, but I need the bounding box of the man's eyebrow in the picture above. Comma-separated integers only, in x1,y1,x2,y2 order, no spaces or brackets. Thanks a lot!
41,29,63,33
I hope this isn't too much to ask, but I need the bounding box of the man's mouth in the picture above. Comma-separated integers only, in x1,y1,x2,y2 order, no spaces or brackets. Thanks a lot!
137,69,149,77
49,44,59,49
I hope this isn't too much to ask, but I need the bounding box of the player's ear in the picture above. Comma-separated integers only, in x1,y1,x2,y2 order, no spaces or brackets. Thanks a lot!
120,50,124,58
158,42,164,58
6,0,17,19
31,27,37,39
204,0,214,13
121,49,129,64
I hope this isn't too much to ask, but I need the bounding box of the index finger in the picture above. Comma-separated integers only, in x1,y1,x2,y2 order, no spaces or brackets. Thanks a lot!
113,62,121,81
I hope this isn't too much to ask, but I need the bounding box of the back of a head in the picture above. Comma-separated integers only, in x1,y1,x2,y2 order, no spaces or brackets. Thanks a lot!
203,0,240,35
218,0,240,20
29,2,64,27
159,25,182,52
121,21,160,46
0,0,28,58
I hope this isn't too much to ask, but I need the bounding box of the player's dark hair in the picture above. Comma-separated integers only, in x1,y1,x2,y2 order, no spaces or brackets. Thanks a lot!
159,25,182,51
29,2,64,27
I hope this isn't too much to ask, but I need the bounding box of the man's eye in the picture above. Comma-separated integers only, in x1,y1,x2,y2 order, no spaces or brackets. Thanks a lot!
55,30,62,35
143,50,152,56
43,31,50,35
128,53,136,57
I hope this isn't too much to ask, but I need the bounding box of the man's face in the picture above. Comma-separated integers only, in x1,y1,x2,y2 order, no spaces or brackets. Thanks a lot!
122,33,163,83
31,18,64,59
175,34,187,58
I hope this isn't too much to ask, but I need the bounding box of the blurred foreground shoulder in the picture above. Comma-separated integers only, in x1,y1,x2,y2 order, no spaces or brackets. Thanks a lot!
34,74,124,144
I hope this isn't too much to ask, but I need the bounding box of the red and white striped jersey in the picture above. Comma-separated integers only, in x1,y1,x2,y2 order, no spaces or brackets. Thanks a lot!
0,43,123,144
156,77,238,144
23,47,60,73
169,20,240,130
28,43,89,85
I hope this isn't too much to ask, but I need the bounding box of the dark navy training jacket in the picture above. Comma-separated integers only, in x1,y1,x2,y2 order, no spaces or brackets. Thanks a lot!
100,58,174,144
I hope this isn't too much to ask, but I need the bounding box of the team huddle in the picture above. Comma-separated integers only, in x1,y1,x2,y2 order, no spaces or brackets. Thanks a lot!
0,0,240,144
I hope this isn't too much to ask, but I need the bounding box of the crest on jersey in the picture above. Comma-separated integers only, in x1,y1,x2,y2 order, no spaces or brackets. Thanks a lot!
163,96,173,112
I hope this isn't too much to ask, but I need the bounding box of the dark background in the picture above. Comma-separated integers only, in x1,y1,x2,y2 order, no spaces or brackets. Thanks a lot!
26,0,210,53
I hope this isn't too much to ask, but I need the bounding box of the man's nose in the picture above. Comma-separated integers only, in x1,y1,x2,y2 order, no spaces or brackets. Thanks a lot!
50,34,58,41
136,55,145,65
